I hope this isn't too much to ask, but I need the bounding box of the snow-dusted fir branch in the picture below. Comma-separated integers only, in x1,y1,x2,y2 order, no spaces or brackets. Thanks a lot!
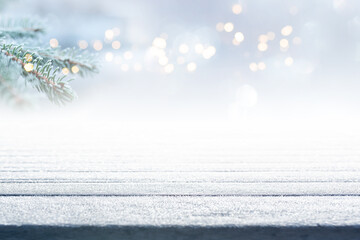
0,18,45,39
0,17,99,106
1,43,77,104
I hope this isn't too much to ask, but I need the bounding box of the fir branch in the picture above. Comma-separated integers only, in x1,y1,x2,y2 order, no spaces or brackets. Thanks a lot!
36,47,99,76
0,15,99,106
0,18,45,39
1,43,76,104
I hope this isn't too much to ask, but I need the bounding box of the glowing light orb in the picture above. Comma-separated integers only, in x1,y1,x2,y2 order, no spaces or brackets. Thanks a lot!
105,52,114,62
258,34,268,43
232,4,242,15
281,25,293,36
232,38,241,46
112,41,121,49
158,56,169,66
258,42,268,52
258,62,266,70
280,39,289,48
249,62,258,72
24,54,32,62
78,40,88,49
234,32,244,42
224,22,234,32
285,57,294,66
179,44,189,54
93,40,103,51
105,29,114,41
49,38,58,48
62,68,69,75
187,62,197,72
202,46,216,59
24,63,34,72
71,66,80,74
152,37,167,49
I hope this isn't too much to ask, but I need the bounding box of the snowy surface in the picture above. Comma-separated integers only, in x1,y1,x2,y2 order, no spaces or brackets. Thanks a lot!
0,120,360,238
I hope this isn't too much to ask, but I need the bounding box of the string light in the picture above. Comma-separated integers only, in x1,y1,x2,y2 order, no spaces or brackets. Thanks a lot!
280,39,289,48
152,37,167,49
258,42,268,52
49,38,58,48
179,44,189,54
62,68,69,75
202,46,216,59
24,63,34,72
78,40,88,49
258,34,268,43
232,38,241,46
249,62,258,72
158,56,169,66
24,54,32,62
232,4,242,14
71,66,80,74
105,29,114,41
285,57,294,66
258,62,266,70
93,40,103,51
234,32,244,42
112,41,121,50
281,25,293,36
224,22,234,32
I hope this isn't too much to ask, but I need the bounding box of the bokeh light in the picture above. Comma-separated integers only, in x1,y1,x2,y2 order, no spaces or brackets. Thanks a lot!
232,4,242,15
187,62,197,72
152,37,167,49
164,64,174,74
93,40,103,51
49,38,58,48
112,41,121,49
224,22,234,32
249,62,258,72
281,25,293,36
78,40,88,49
179,44,189,54
285,57,294,66
71,65,80,74
24,63,34,72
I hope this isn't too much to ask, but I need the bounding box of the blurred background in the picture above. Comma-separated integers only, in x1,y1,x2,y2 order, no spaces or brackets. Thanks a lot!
1,0,360,127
